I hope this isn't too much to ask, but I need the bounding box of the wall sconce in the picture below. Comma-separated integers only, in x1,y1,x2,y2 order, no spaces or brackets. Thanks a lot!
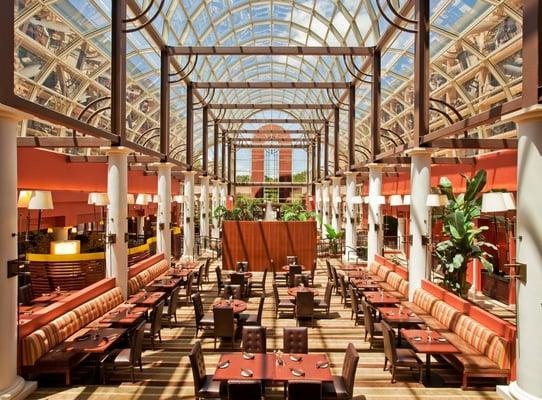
202,213,206,219
159,222,165,230
374,223,380,232
105,233,116,244
421,235,431,246
186,217,191,223
505,262,527,283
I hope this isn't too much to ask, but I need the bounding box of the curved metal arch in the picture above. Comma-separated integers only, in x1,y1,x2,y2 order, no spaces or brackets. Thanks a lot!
169,55,199,84
124,0,166,33
374,0,418,34
429,107,454,125
124,0,155,23
342,55,372,84
381,133,399,147
354,148,370,161
355,144,372,158
381,128,406,145
135,127,160,144
325,88,349,110
85,106,111,125
170,144,187,160
142,134,160,147
76,96,111,121
193,88,216,109
384,0,419,25
429,97,463,122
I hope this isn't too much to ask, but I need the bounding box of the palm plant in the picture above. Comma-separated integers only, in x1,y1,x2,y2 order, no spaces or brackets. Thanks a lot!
433,170,496,297
280,201,317,222
324,223,344,256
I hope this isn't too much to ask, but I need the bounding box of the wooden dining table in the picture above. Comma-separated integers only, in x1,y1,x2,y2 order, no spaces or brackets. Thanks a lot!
213,352,333,382
287,287,319,297
378,307,424,344
364,292,401,307
62,327,126,354
213,299,247,314
401,328,460,387
32,291,75,304
126,291,166,307
99,305,149,326
351,279,381,291
145,277,181,291
282,265,306,272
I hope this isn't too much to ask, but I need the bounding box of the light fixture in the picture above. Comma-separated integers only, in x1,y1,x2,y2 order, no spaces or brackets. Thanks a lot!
363,196,370,204
17,190,33,208
152,194,160,203
88,193,109,206
502,192,516,210
389,195,403,206
174,195,185,203
135,193,151,206
70,227,77,234
426,194,448,207
28,190,54,232
377,195,386,205
403,195,411,205
481,192,508,213
351,196,363,205
127,194,135,205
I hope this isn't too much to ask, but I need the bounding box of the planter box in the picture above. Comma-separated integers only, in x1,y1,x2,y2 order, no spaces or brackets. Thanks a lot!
481,271,513,305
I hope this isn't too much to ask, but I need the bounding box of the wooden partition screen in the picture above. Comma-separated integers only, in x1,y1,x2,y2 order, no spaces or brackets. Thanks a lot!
222,221,317,272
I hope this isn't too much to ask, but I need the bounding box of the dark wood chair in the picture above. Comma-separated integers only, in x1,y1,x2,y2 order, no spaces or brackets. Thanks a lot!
223,284,243,300
18,284,33,305
238,294,265,327
144,300,164,350
361,298,383,350
325,259,333,283
213,306,236,349
283,327,308,354
306,260,317,286
288,380,321,400
180,272,195,304
322,343,359,400
242,326,267,354
192,292,214,337
349,287,363,325
286,256,298,265
189,341,226,399
162,285,180,328
272,283,295,317
230,272,246,297
101,320,145,383
249,269,267,295
338,274,351,308
314,281,334,316
382,321,423,383
215,266,226,296
228,379,262,400
295,291,314,326
195,262,205,291
330,266,340,295
203,257,211,283
236,261,249,272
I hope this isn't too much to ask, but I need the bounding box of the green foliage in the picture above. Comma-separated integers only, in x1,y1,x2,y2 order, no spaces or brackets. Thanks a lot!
280,201,319,222
433,170,496,297
324,223,344,255
213,198,264,222
292,170,307,183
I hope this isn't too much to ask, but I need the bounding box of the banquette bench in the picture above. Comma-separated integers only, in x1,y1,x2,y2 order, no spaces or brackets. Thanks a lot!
367,256,409,299
20,278,123,384
127,253,169,296
402,279,515,389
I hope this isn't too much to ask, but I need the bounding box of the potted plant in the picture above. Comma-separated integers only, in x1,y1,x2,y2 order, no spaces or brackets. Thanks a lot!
433,170,496,298
324,223,344,257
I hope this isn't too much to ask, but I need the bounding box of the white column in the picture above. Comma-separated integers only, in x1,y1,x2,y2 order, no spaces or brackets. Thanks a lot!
0,111,36,399
107,147,130,298
220,182,227,207
497,106,542,400
211,179,220,239
157,163,172,264
330,177,341,233
397,217,406,253
321,179,330,238
406,148,432,301
136,215,145,237
314,182,322,231
367,164,383,264
183,171,197,259
344,171,358,260
199,176,210,249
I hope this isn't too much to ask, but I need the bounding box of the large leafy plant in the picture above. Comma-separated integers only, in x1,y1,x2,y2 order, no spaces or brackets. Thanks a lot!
280,201,317,222
213,197,264,222
433,170,496,297
324,223,344,255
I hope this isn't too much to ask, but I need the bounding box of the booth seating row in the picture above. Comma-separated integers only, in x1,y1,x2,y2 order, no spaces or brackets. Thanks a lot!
127,253,169,296
20,278,123,384
403,279,516,389
367,256,409,298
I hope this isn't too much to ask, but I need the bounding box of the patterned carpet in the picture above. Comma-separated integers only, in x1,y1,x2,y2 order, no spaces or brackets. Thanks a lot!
28,258,503,399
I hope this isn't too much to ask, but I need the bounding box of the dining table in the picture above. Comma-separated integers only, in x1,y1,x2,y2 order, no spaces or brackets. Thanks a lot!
145,276,181,292
32,290,75,304
400,328,460,387
282,265,306,272
213,299,247,314
287,287,319,297
364,292,401,307
165,268,192,278
351,279,381,291
62,327,126,354
213,352,333,382
99,305,149,326
126,291,166,307
378,307,424,344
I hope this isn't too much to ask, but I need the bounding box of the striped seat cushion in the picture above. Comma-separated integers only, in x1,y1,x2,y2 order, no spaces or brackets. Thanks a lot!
454,314,510,370
412,288,439,313
21,287,123,366
398,280,409,297
376,266,391,280
431,300,461,330
386,272,403,290
369,262,381,275
128,259,169,295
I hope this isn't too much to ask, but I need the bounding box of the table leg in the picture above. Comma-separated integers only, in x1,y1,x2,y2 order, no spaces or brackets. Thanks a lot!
422,353,445,387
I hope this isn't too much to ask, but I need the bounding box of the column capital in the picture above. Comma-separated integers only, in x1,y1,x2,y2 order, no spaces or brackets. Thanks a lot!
199,175,210,182
330,176,342,184
367,163,385,171
503,104,542,124
183,170,198,176
0,104,28,121
343,171,358,177
105,146,132,155
405,147,434,157
154,161,174,170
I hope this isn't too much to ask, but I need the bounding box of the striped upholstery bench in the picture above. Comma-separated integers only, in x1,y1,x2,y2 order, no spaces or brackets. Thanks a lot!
402,282,512,389
21,286,123,384
127,254,169,295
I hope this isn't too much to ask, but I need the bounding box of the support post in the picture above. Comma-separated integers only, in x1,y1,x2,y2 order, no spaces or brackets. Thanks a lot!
315,182,322,232
199,176,210,250
321,180,330,238
344,171,358,261
367,164,384,264
160,48,170,157
397,216,406,253
316,133,322,181
331,177,341,233
183,171,197,259
0,110,36,399
106,147,130,298
157,163,172,264
111,0,127,145
412,0,430,147
323,121,329,179
406,148,432,300
348,83,356,167
211,179,221,239
213,120,219,178
186,82,193,169
334,106,340,174
371,48,381,159
202,106,208,172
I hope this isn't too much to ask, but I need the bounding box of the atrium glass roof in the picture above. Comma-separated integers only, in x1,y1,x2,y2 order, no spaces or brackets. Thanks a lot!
14,0,523,171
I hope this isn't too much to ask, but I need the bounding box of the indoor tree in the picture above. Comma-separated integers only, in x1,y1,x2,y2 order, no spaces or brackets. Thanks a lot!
433,169,496,297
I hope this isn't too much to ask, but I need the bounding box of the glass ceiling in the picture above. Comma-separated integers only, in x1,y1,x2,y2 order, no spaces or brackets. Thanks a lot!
14,0,523,171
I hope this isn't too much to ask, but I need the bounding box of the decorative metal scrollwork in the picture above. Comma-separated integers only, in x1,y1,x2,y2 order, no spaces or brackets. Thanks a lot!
375,0,418,34
123,0,166,33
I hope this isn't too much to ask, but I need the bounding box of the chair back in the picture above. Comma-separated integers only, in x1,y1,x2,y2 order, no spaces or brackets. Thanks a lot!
382,320,397,364
296,291,314,319
310,261,317,281
272,283,280,307
323,281,334,305
130,320,146,364
150,300,165,334
203,258,211,280
192,292,205,324
339,274,349,299
260,269,268,285
216,266,224,287
341,343,359,397
236,261,249,272
168,285,180,315
361,298,375,335
289,273,305,288
286,255,298,265
289,265,302,275
256,294,265,325
331,266,340,290
288,380,321,400
224,284,242,300
242,326,267,353
230,272,245,286
283,327,308,354
350,286,360,316
325,259,333,281
189,341,207,394
195,263,205,287
228,380,262,400
18,284,33,305
213,306,235,338
185,272,195,297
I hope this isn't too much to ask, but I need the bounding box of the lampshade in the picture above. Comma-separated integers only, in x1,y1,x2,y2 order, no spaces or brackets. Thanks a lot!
18,190,33,208
481,192,509,213
502,192,516,210
28,190,54,210
87,192,109,206
363,196,370,204
127,194,135,205
351,195,363,204
426,194,448,207
403,195,411,205
333,196,342,204
174,195,185,203
152,194,160,203
135,193,151,206
377,195,386,205
389,194,403,206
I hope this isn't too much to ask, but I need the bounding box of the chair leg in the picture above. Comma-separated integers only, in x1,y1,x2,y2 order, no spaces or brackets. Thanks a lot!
158,331,162,342
391,366,396,383
139,358,143,372
151,336,155,350
131,366,135,383
383,358,388,371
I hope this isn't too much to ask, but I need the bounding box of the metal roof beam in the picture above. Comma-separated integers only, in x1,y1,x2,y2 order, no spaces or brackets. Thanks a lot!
168,46,373,56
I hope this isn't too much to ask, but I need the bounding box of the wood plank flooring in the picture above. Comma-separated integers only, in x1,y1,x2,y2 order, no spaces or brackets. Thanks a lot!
28,258,503,399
